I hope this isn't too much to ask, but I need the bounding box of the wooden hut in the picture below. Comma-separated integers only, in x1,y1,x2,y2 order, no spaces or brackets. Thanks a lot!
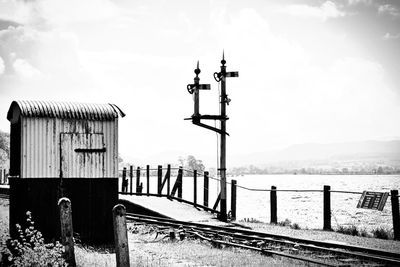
7,100,124,178
6,100,125,244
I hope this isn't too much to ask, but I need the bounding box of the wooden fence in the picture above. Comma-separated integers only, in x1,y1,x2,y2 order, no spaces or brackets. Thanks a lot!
239,184,400,240
117,165,399,240
118,165,233,217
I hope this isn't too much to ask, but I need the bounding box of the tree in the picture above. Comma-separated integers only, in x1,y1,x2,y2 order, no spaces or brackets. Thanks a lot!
377,166,384,174
178,155,205,173
0,130,10,169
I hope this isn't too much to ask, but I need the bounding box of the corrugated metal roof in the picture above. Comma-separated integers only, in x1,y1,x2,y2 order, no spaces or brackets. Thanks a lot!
7,100,125,121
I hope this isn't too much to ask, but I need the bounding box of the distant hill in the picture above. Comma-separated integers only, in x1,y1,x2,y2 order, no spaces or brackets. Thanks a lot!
123,140,400,172
230,140,400,167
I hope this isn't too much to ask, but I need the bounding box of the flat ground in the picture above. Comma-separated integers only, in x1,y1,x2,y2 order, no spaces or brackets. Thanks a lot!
1,198,399,266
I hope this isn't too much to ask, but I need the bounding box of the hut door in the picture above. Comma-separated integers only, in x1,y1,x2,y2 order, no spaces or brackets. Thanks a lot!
60,133,106,178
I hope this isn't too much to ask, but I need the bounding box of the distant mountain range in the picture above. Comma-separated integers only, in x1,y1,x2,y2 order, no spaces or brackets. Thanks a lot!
230,140,400,168
125,140,400,171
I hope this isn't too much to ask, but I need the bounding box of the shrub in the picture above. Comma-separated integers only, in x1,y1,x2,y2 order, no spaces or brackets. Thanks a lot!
372,227,393,240
290,223,301,230
278,219,291,227
336,225,359,236
0,211,66,266
359,228,369,237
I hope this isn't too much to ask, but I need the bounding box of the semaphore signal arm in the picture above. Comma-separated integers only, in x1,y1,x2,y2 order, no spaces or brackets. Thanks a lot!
185,52,238,222
185,57,238,136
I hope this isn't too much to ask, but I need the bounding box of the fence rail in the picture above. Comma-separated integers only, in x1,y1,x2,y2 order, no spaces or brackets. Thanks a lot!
118,165,222,215
121,165,399,239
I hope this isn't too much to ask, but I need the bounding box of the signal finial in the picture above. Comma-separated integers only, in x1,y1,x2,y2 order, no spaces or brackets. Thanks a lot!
195,60,201,75
221,50,226,66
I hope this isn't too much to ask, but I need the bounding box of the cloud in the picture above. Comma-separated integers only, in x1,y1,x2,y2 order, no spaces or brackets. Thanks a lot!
0,1,399,160
13,58,41,78
37,0,119,26
383,32,400,40
0,25,80,77
347,0,373,6
208,8,400,151
0,57,4,75
280,1,345,21
378,4,400,17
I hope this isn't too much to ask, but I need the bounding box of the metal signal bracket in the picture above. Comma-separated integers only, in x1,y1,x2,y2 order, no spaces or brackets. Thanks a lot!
185,52,238,222
185,61,229,135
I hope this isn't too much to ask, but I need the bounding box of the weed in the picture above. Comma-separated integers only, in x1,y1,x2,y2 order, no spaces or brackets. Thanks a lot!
336,225,359,236
278,219,292,227
290,223,301,230
372,227,393,240
239,218,263,223
0,211,66,266
358,228,369,237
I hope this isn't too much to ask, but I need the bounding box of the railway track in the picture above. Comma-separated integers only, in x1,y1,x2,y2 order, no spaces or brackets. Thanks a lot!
126,213,400,266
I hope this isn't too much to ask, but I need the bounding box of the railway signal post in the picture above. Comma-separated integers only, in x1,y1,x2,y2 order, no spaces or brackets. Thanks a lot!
185,52,238,221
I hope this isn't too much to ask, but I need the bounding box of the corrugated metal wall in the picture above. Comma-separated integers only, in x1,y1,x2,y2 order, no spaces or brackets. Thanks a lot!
61,133,105,178
21,118,118,178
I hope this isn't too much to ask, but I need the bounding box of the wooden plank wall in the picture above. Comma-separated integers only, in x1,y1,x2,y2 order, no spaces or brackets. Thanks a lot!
9,178,118,244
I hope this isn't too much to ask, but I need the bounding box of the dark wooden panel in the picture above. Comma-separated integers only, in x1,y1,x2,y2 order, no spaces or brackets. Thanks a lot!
9,178,118,245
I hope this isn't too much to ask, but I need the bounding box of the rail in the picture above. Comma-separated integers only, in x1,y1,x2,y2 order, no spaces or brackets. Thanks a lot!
126,212,400,266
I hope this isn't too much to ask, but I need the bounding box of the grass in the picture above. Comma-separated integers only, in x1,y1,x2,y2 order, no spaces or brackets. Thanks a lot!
240,218,302,230
74,223,307,266
336,225,361,236
371,227,394,240
240,217,263,223
124,223,307,266
0,200,396,266
0,198,9,240
0,201,304,266
277,219,302,230
335,224,393,239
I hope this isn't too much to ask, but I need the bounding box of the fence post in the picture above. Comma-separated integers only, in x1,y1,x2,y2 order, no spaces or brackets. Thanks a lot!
129,166,133,194
146,165,150,196
270,186,277,224
178,167,183,198
157,165,162,196
58,198,76,267
323,185,331,230
112,204,130,267
193,170,197,206
231,180,237,220
121,168,127,193
204,171,209,207
136,167,141,195
167,164,171,196
391,190,400,240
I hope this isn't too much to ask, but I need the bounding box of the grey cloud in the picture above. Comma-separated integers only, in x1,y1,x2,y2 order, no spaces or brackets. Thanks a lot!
0,19,21,30
0,26,36,75
378,4,400,17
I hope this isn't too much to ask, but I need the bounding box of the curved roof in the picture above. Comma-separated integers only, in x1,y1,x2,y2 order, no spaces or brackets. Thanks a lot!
7,100,125,121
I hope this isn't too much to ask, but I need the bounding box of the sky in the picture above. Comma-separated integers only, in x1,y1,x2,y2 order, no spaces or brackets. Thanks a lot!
0,0,399,167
